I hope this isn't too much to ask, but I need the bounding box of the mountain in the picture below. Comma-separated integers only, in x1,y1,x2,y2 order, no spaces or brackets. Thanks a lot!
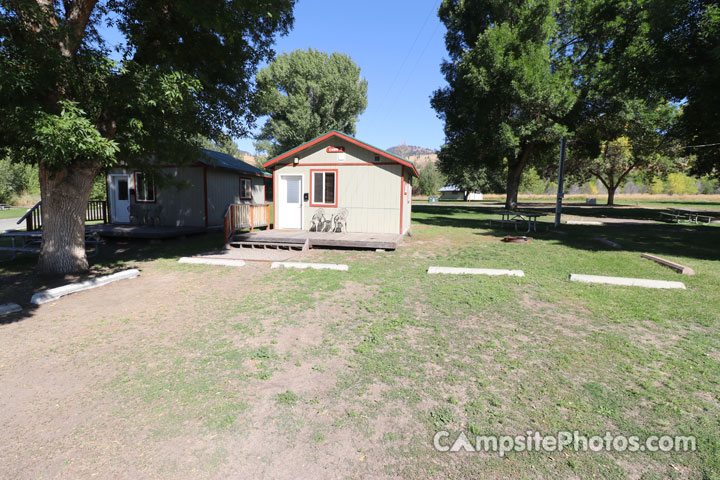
387,144,437,157
387,144,438,167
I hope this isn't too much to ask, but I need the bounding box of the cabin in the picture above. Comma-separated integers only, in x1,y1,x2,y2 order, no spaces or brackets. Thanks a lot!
263,130,418,235
439,185,484,201
106,149,270,229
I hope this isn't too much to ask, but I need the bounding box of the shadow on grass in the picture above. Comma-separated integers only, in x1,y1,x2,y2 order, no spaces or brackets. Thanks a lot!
412,205,720,262
0,231,225,325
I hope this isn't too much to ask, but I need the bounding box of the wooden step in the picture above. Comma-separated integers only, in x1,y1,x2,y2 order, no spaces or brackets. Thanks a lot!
227,241,305,251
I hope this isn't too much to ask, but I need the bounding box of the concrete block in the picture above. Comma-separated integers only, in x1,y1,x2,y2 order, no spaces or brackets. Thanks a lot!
271,262,348,271
569,274,685,289
0,303,22,316
31,269,141,305
178,257,246,267
428,266,525,277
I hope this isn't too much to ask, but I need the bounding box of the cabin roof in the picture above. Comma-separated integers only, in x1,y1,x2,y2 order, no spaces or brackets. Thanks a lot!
199,149,271,178
262,130,419,177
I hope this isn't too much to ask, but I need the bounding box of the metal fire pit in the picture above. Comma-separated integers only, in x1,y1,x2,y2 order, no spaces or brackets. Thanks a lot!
502,235,531,244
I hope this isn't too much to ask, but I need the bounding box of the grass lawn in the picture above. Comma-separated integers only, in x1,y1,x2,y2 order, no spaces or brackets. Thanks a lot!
0,205,718,479
0,206,28,219
416,193,720,211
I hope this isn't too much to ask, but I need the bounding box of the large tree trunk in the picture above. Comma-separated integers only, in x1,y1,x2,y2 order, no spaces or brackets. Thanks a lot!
504,145,533,210
606,186,616,206
37,162,100,274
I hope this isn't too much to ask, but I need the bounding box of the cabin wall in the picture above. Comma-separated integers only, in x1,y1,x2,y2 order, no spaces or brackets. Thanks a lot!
205,169,264,226
108,167,266,228
273,137,408,234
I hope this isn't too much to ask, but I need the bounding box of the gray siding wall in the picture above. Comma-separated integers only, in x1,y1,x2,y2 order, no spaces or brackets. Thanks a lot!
273,137,413,234
109,166,266,228
206,169,265,226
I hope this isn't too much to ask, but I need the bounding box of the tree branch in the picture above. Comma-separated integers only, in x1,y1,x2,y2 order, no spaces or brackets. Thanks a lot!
60,0,99,57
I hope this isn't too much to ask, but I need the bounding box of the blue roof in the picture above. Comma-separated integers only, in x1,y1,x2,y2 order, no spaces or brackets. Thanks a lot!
198,148,271,177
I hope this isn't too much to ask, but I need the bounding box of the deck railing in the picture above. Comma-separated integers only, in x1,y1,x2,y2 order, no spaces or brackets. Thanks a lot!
223,203,271,242
17,200,108,231
86,200,108,223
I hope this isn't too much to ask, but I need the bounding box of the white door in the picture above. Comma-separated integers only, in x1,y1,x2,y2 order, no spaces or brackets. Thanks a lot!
279,174,303,229
109,174,130,223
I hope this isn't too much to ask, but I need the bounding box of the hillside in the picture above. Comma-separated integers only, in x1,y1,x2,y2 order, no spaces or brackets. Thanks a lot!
387,144,438,167
387,144,436,158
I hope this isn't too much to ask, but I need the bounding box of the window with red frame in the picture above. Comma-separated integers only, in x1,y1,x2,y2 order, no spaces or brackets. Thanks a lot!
134,172,156,203
240,178,252,200
312,171,336,206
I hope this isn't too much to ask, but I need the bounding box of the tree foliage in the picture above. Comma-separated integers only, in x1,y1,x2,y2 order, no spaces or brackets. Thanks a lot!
415,163,446,196
253,48,368,157
432,0,575,209
0,0,295,273
569,99,680,204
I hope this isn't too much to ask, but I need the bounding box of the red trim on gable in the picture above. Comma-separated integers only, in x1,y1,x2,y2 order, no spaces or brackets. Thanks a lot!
283,162,397,167
309,169,339,208
262,131,419,176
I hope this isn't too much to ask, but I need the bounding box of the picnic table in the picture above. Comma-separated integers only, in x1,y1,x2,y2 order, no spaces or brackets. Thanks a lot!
492,210,543,233
0,230,103,261
660,208,715,224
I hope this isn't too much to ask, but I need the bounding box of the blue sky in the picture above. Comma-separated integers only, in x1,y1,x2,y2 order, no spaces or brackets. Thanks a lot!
99,1,448,153
236,0,449,153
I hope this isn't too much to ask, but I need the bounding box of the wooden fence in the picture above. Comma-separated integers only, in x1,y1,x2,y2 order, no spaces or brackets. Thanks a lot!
223,203,271,242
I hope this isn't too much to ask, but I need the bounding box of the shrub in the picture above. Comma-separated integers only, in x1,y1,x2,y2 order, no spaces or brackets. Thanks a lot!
648,177,664,194
665,173,698,194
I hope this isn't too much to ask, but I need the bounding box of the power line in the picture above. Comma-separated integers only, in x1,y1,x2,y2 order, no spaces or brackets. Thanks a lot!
376,1,440,113
380,5,443,124
682,142,720,149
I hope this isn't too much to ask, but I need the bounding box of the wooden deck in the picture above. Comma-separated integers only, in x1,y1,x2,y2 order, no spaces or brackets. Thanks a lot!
231,230,403,250
87,224,206,239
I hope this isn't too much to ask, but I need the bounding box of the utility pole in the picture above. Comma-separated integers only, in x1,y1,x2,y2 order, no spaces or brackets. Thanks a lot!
554,138,567,228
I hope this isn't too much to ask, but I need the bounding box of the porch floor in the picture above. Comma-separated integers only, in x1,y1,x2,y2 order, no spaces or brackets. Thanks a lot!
87,224,206,239
231,230,403,250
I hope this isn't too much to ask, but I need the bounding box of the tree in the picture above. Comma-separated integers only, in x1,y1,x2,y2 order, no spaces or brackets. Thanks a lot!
253,48,368,157
645,0,720,175
0,0,295,273
569,99,679,205
415,163,446,196
431,0,575,210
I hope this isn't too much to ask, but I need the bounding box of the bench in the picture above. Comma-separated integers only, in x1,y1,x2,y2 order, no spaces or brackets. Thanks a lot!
491,210,543,233
661,209,715,224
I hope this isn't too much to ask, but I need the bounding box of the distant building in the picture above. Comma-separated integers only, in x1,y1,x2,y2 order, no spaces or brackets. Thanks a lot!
439,185,483,201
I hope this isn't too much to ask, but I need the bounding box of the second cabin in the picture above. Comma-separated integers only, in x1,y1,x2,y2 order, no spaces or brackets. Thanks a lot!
263,130,418,235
